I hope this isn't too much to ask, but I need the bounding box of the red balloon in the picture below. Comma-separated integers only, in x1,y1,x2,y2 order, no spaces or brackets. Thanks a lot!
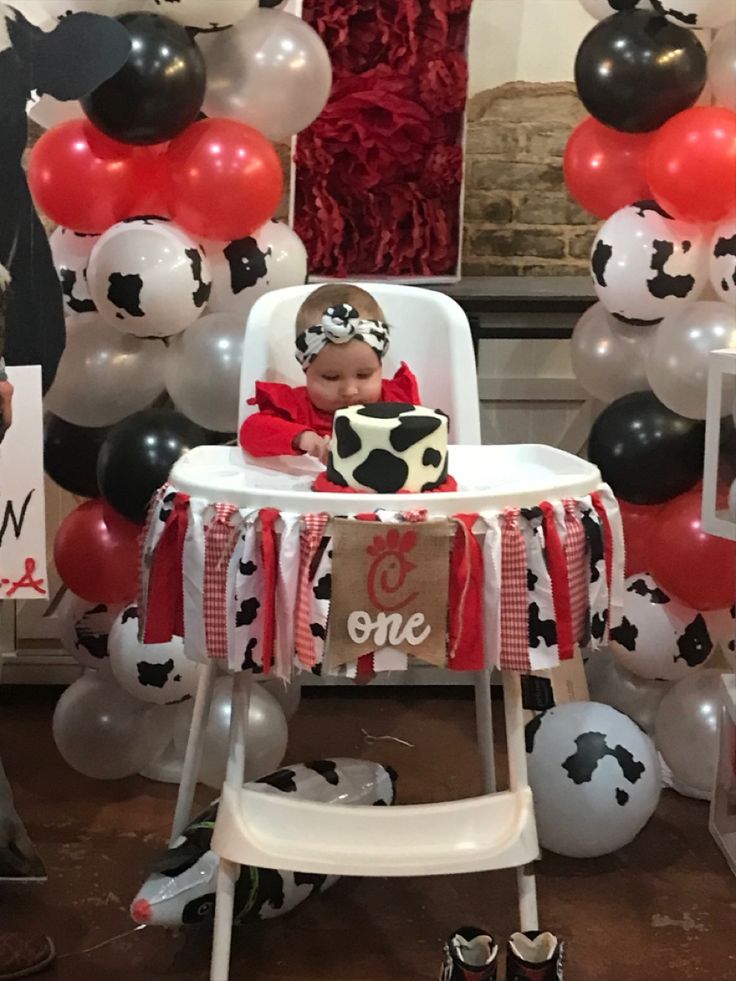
164,118,284,240
564,117,652,220
54,499,141,605
647,107,736,223
28,119,166,233
619,500,664,578
648,486,736,611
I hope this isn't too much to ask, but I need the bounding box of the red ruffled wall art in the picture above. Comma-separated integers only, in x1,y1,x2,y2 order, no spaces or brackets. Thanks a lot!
294,0,472,280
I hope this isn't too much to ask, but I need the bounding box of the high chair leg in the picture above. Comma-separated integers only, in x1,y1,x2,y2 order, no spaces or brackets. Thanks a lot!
211,671,253,981
517,863,539,933
170,661,218,844
474,668,496,794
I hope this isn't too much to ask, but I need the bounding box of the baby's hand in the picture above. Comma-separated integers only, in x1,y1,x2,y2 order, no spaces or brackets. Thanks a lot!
294,430,329,464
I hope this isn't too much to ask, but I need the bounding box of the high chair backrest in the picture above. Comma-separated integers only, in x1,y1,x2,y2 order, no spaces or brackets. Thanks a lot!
238,283,481,444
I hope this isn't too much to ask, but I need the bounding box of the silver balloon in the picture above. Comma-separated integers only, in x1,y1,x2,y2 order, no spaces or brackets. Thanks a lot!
173,677,288,790
200,10,332,142
647,301,736,420
45,318,167,427
571,302,651,404
263,676,302,721
708,23,736,111
655,669,723,798
164,313,244,433
585,649,670,735
52,672,174,780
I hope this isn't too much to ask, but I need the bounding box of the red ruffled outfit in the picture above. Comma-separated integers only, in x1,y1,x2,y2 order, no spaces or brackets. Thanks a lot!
239,362,420,457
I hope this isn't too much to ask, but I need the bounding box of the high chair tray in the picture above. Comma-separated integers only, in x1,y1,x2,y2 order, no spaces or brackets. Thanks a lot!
170,443,601,515
211,784,540,876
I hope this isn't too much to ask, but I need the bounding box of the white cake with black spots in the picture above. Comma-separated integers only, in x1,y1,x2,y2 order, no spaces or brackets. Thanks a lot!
324,402,450,494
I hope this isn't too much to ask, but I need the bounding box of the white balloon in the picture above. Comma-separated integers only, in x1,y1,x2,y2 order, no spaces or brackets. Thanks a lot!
609,574,715,681
650,0,733,29
585,649,670,734
143,0,258,30
53,672,174,780
109,604,200,706
579,0,649,19
57,591,123,671
655,669,723,797
262,676,301,720
206,221,308,319
708,23,736,111
526,701,661,858
200,10,332,141
571,302,652,403
173,676,288,790
591,201,708,325
709,216,736,304
87,218,211,338
49,227,99,321
647,301,736,420
164,313,243,433
45,318,167,427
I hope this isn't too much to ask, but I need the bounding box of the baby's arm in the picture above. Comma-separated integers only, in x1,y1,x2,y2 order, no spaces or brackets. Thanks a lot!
239,412,309,457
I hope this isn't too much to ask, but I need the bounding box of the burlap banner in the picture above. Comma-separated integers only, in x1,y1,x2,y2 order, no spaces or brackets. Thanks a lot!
326,519,453,670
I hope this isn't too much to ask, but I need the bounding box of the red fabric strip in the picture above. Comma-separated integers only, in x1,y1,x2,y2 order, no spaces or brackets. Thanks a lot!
591,491,614,598
540,501,574,661
259,508,280,675
143,492,189,644
449,513,484,671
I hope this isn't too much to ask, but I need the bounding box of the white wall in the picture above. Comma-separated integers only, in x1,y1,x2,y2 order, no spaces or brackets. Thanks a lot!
468,0,596,95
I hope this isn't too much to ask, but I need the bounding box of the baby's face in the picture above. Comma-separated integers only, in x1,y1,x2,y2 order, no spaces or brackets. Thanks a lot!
305,339,382,413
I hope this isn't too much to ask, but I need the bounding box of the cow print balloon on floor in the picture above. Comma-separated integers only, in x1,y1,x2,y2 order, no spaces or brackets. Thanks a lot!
591,201,708,326
609,573,714,681
108,604,199,705
526,701,661,857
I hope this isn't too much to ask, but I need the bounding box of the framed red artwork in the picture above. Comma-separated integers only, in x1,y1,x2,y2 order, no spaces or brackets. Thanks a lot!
292,0,472,282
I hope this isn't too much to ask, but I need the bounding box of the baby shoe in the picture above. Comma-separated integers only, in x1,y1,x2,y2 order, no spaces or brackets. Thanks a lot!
505,930,564,981
440,926,499,981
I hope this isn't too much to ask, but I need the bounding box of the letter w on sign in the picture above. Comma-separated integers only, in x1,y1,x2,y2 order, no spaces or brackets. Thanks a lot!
326,518,453,670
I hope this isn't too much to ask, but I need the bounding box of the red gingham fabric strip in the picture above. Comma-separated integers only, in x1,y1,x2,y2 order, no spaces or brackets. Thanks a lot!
258,508,280,674
500,507,531,672
203,503,238,660
143,492,190,645
563,499,589,647
295,513,330,668
449,513,484,671
540,501,574,661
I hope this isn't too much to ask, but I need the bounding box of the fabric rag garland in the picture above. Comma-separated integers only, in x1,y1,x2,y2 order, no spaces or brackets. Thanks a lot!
295,304,391,369
138,485,625,681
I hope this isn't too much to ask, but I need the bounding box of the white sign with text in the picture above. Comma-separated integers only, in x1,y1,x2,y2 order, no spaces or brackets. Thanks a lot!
0,367,48,601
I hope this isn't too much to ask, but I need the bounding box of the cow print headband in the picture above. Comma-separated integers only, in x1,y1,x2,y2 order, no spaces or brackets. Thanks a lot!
295,303,390,369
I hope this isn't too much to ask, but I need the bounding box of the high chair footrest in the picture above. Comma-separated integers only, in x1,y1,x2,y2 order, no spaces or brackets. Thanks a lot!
211,785,540,876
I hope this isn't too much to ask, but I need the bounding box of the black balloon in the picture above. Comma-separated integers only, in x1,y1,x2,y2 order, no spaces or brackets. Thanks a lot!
80,13,206,145
44,414,111,499
97,409,208,524
574,10,706,133
588,392,705,504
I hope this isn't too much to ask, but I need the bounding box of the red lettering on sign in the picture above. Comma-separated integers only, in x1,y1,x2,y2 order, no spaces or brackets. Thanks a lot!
5,558,46,597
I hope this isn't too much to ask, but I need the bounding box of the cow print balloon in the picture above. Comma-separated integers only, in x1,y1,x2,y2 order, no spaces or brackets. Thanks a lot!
526,701,660,857
591,201,708,325
87,217,211,338
49,227,99,321
206,220,308,320
57,591,123,671
108,604,199,705
709,217,736,305
650,0,732,30
609,573,714,681
144,0,259,32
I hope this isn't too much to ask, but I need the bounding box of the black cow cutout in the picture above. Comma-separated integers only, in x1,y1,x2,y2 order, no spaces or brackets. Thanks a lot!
0,6,131,390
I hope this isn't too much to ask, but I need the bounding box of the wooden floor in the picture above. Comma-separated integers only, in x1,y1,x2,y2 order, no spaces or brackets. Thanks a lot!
1,684,735,980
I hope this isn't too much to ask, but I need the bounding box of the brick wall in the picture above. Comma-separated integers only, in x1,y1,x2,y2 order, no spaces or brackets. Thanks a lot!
463,81,599,277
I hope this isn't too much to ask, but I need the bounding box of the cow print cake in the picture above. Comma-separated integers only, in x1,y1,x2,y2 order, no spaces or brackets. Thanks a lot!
323,403,450,494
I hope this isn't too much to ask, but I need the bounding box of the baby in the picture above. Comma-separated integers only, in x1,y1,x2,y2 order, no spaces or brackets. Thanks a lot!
239,283,420,464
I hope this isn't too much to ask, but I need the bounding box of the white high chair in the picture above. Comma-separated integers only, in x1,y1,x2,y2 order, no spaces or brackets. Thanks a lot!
167,284,547,981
